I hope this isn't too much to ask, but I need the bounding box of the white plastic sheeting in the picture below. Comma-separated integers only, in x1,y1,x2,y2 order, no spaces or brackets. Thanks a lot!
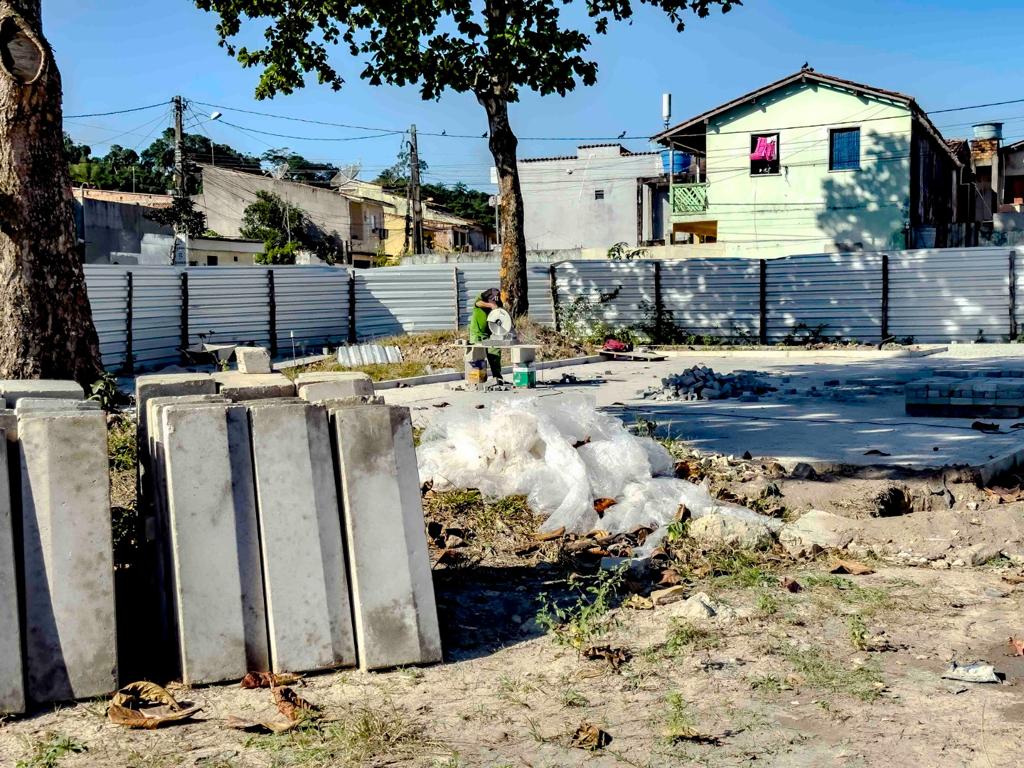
417,395,777,537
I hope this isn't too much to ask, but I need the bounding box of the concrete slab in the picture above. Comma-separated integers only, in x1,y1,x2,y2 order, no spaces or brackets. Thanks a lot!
248,402,355,672
235,346,272,375
161,404,249,684
330,405,441,671
213,372,295,402
18,411,117,703
0,431,25,713
295,371,375,394
14,398,100,414
298,379,375,403
0,380,83,406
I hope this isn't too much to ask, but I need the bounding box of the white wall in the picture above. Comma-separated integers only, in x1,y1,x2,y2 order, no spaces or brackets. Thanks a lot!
519,146,663,250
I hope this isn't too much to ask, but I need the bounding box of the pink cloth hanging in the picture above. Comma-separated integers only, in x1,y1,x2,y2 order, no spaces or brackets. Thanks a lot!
764,137,777,162
750,136,769,161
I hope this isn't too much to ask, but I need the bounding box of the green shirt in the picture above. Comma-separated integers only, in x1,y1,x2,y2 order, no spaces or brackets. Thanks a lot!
469,293,491,343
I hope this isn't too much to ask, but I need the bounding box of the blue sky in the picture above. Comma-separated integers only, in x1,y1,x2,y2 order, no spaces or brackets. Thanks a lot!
49,0,1024,191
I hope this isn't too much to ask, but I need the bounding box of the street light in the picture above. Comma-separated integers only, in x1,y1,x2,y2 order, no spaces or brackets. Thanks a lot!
208,111,223,165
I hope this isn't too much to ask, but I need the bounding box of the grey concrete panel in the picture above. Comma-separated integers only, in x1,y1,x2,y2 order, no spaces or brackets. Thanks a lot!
0,432,25,713
18,412,117,703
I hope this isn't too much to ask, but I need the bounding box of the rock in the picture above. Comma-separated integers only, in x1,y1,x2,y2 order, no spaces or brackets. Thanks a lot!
673,591,736,621
779,510,856,557
966,543,1004,567
790,462,818,480
688,513,774,550
651,585,687,606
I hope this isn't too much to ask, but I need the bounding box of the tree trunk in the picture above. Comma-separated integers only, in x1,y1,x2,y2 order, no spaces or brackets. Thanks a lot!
479,92,528,317
0,0,101,383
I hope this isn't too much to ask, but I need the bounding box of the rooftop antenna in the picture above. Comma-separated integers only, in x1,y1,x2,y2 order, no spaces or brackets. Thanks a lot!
662,92,672,129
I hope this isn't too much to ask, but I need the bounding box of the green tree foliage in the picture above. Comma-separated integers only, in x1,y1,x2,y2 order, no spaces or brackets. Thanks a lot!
373,150,490,226
239,190,344,265
192,0,737,315
145,197,208,237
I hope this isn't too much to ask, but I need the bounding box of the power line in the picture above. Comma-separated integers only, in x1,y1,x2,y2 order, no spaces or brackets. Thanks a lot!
64,101,170,119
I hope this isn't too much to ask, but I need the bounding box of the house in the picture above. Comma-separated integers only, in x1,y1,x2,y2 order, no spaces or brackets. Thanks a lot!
72,188,173,263
195,165,387,266
330,177,493,257
653,67,963,256
518,144,666,250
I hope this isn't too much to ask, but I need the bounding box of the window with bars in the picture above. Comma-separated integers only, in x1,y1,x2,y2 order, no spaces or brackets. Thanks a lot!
594,189,605,200
830,127,861,171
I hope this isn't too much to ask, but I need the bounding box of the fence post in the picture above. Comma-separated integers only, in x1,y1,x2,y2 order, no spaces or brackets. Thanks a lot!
347,270,357,343
453,267,461,329
179,271,189,364
123,271,134,375
1010,250,1018,340
881,253,890,343
758,259,767,345
653,260,664,338
549,263,560,331
268,270,278,358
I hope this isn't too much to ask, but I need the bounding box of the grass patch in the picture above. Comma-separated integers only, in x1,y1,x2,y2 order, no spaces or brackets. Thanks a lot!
422,489,537,553
107,416,136,472
662,693,698,744
281,358,429,382
757,591,780,616
802,574,894,615
662,619,719,655
16,733,86,768
248,700,426,766
749,674,784,694
669,541,779,589
783,646,885,702
536,567,625,650
560,687,590,708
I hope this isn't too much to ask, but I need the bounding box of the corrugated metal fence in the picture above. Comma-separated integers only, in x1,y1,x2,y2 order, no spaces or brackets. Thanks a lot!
83,247,1024,372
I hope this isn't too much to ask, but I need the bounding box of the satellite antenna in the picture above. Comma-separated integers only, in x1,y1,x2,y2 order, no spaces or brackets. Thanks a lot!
332,162,362,188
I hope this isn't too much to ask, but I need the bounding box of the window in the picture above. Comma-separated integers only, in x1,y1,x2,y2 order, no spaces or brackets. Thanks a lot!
750,133,780,175
207,255,219,266
594,189,605,200
830,127,861,171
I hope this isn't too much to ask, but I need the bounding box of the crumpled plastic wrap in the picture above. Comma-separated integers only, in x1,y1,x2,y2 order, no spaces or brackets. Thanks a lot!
417,395,781,537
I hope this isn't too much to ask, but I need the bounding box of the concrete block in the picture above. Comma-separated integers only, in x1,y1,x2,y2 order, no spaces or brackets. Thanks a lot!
161,404,250,684
0,431,24,713
511,346,538,365
235,346,272,375
0,379,83,406
18,411,117,703
464,346,488,362
298,379,375,403
295,371,375,394
330,405,441,670
14,398,100,414
248,402,355,672
213,372,295,402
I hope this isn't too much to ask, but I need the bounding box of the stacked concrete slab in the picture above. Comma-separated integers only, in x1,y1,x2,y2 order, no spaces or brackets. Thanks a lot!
0,381,118,712
295,371,375,403
330,405,442,671
906,371,1024,417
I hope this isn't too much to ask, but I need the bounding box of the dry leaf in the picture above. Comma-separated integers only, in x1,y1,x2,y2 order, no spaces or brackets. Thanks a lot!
664,725,721,745
582,645,632,671
1009,637,1024,657
534,527,565,542
226,714,298,734
651,585,687,606
624,594,654,611
659,568,682,587
593,498,617,516
830,559,875,576
779,577,802,593
108,681,200,729
108,703,201,729
570,722,611,750
273,686,321,722
240,671,301,689
1002,572,1024,585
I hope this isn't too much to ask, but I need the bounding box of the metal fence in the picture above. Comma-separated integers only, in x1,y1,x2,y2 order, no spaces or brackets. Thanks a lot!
83,247,1024,372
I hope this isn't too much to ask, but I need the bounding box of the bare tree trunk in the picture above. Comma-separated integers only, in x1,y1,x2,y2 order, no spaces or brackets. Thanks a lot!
0,0,101,382
479,92,529,317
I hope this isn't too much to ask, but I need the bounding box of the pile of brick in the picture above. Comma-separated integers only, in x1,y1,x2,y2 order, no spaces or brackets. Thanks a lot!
905,370,1024,417
640,365,773,402
0,347,442,715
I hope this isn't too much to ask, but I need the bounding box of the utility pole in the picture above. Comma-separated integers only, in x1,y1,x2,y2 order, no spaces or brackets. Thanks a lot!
172,95,186,198
409,125,424,255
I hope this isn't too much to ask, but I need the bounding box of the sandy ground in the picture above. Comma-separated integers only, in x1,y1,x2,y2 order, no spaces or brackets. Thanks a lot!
4,349,1024,767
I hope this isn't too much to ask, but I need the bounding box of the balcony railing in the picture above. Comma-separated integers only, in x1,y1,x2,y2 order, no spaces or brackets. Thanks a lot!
671,182,709,215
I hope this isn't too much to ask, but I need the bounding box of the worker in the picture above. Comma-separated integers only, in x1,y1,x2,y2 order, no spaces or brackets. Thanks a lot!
469,287,504,383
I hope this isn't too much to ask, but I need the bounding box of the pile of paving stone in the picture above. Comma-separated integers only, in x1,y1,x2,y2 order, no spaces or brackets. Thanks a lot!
640,365,774,402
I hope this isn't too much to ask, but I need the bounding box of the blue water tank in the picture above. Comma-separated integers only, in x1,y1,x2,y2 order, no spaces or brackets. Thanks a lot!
661,150,691,175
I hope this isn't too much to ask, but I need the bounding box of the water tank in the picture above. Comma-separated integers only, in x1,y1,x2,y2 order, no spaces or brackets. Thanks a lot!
660,150,691,175
972,122,1003,140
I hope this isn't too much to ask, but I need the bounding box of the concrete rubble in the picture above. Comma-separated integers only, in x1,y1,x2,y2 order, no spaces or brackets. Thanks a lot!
234,346,272,375
640,365,773,401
